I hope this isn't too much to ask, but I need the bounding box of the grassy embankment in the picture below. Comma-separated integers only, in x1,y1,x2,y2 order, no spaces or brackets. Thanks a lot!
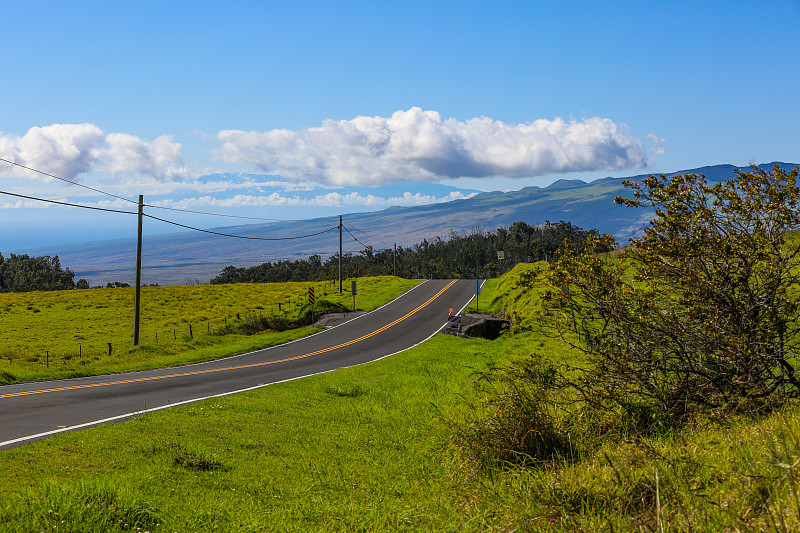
0,265,799,531
0,276,419,384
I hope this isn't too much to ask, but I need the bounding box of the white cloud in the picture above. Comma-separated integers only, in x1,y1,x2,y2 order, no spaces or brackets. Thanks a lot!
0,124,189,182
98,133,186,180
0,123,103,180
646,133,667,158
0,186,476,210
214,107,652,186
149,190,476,210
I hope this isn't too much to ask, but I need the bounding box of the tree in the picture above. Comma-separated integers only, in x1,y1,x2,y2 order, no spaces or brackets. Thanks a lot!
0,253,75,292
210,221,604,284
546,164,800,423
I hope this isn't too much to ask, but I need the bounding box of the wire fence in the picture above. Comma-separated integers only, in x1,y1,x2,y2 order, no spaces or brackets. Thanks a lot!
0,279,354,372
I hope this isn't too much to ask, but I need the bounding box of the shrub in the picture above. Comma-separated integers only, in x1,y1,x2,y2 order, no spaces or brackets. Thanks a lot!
545,164,800,423
452,360,574,471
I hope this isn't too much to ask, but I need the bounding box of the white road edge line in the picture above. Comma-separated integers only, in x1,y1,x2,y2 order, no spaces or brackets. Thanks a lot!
0,280,431,389
1,279,476,449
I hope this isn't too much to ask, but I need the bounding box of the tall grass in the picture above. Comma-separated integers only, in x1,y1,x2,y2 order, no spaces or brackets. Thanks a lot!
449,262,800,531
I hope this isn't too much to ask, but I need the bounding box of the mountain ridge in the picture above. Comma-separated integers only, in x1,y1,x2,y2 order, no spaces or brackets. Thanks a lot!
12,162,798,286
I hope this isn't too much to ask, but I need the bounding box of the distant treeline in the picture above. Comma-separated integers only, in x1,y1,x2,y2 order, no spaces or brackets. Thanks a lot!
0,253,78,292
211,221,607,284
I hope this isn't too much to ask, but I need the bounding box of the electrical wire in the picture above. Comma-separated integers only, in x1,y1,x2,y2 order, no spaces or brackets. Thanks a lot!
0,158,138,204
0,189,341,241
143,213,340,241
342,220,375,240
0,190,137,215
342,224,371,250
1,158,341,224
141,203,341,224
342,221,392,248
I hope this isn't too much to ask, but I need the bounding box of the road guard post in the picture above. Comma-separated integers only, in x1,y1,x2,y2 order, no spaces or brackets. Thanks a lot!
445,308,461,335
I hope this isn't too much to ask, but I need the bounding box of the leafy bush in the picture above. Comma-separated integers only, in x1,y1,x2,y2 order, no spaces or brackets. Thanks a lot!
545,164,800,423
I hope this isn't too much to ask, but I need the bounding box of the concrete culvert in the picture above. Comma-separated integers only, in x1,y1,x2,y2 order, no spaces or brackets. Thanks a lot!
459,314,510,340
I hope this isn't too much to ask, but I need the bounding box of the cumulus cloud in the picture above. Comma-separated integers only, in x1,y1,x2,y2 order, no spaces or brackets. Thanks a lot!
214,107,652,186
0,123,103,180
0,124,188,181
98,133,186,179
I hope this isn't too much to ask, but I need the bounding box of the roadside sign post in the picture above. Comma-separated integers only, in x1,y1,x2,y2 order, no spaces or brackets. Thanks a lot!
351,280,357,313
476,279,481,313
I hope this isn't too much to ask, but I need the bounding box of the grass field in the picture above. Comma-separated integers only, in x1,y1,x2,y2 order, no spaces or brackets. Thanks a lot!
1,267,799,531
0,333,499,531
0,276,419,384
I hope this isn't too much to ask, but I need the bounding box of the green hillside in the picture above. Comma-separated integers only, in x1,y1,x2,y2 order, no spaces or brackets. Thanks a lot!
1,262,797,531
0,276,419,384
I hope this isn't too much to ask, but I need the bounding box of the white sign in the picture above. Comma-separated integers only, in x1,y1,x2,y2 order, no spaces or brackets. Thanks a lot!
497,251,505,260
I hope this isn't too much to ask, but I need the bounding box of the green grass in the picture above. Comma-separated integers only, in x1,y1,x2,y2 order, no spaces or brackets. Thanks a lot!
3,321,798,531
462,263,551,329
463,278,501,315
0,334,500,531
2,266,799,531
0,276,419,384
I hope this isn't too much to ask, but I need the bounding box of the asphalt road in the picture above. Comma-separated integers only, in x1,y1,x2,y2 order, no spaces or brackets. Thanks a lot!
0,279,477,450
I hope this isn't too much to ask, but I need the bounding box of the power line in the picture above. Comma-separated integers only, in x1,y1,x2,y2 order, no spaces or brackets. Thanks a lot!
143,213,340,241
0,158,138,204
0,189,341,242
0,190,138,215
342,223,371,250
343,221,392,248
141,203,341,224
1,158,343,225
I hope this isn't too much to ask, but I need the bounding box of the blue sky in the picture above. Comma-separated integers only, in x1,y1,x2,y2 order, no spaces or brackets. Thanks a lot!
1,1,799,249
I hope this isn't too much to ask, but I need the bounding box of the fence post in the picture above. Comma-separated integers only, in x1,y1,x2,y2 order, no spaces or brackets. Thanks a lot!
189,324,193,339
108,343,112,356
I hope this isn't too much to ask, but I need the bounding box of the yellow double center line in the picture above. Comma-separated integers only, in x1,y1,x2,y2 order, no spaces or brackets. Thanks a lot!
0,280,458,400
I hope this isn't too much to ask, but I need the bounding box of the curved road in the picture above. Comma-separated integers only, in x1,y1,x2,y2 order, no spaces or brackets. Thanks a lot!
0,279,477,450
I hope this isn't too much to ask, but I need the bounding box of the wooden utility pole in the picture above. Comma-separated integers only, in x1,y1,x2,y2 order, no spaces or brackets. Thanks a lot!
338,214,343,294
133,195,143,346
